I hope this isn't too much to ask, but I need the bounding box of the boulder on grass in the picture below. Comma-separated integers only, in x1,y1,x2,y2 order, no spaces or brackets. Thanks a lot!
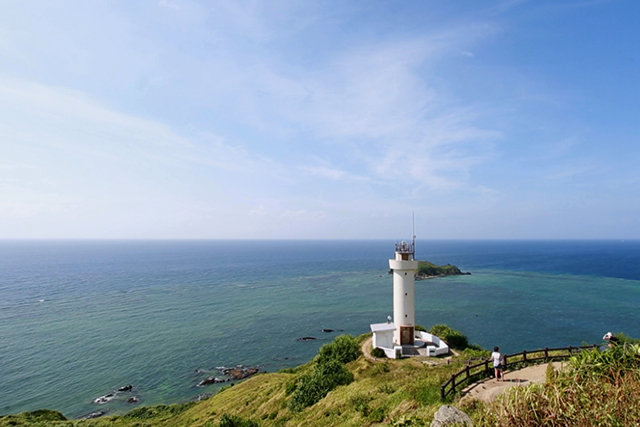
430,405,473,427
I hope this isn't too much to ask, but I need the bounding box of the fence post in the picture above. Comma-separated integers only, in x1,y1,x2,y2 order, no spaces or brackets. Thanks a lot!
544,347,549,359
441,384,446,401
568,345,572,356
503,355,508,369
522,350,527,362
451,374,456,395
465,365,470,380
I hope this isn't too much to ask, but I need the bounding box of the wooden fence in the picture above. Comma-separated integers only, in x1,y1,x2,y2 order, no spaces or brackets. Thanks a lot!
440,344,598,401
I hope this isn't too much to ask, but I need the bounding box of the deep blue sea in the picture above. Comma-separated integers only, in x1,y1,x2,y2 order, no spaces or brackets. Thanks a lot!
1,240,639,418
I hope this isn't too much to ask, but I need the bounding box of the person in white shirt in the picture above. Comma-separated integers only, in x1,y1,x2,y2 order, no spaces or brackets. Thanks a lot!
491,346,504,381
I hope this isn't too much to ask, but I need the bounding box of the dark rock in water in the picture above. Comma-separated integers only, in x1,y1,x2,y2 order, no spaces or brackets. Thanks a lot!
214,365,261,380
82,410,107,419
93,393,115,404
321,329,334,333
196,365,261,387
192,393,213,402
226,367,259,380
297,336,317,341
118,385,133,392
127,396,139,404
197,376,230,387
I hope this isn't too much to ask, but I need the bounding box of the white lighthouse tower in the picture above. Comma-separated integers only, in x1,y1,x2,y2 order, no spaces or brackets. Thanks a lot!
389,237,418,346
370,229,450,358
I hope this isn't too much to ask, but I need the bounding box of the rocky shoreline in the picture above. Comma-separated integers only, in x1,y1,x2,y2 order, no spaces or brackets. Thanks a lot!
82,327,346,419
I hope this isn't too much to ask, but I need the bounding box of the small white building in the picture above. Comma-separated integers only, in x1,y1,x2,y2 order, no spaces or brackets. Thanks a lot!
370,238,449,359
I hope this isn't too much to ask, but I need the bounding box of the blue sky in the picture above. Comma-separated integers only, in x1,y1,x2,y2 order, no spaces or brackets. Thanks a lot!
1,0,638,239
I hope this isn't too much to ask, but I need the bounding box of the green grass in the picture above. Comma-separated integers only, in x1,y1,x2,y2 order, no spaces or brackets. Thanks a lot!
471,343,640,426
5,330,639,427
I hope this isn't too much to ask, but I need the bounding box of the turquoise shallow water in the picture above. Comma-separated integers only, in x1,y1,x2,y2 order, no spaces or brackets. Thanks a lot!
1,240,639,417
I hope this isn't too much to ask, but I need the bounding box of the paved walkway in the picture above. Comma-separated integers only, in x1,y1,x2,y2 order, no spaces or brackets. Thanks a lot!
460,361,565,402
362,337,563,403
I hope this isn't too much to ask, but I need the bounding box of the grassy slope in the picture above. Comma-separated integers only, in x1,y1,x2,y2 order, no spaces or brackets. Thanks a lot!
0,338,466,427
8,338,640,427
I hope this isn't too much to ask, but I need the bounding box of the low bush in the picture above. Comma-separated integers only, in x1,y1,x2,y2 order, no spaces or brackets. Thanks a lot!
288,335,360,412
371,347,387,358
218,413,259,427
288,361,354,412
315,335,361,365
124,402,197,419
428,324,469,350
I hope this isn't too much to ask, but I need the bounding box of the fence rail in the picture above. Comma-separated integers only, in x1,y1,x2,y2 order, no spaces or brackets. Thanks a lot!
440,344,598,401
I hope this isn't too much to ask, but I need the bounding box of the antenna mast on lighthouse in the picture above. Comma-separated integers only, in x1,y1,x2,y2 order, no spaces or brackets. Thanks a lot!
412,212,416,259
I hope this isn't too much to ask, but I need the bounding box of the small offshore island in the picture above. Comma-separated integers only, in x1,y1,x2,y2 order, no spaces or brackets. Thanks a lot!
415,261,470,280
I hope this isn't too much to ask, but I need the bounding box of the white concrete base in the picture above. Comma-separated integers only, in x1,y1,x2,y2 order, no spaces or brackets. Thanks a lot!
371,331,449,359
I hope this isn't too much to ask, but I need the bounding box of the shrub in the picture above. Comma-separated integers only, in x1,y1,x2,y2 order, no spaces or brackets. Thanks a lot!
368,406,388,422
218,414,259,427
287,373,329,412
288,361,354,412
546,361,557,383
349,394,372,416
414,324,427,332
315,359,354,385
14,410,67,422
371,347,387,358
428,324,469,350
287,336,359,412
315,335,361,365
124,402,197,419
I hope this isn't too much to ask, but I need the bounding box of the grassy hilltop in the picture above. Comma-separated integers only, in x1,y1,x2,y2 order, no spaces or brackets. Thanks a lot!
4,330,640,427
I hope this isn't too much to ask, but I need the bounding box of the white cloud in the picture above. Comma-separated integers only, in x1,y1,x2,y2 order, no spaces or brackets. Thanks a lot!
249,205,267,216
297,165,369,182
159,0,181,10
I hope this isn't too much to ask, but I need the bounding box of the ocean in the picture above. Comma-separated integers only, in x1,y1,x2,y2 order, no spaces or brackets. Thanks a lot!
1,239,639,418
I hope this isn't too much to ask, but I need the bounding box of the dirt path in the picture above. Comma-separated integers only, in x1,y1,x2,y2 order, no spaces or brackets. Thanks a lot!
460,361,565,402
362,338,562,403
361,337,375,361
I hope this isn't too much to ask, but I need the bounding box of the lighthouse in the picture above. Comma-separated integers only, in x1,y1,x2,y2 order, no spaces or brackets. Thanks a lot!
389,238,418,345
369,237,449,358
370,234,450,358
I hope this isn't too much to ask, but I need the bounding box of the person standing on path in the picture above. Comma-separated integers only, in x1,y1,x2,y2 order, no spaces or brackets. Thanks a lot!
491,346,504,381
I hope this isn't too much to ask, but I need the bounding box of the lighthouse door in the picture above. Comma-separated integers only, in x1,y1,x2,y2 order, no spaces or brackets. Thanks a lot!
400,326,414,345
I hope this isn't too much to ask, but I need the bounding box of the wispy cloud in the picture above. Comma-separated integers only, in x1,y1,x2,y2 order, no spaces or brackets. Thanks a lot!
297,165,369,182
159,0,181,10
